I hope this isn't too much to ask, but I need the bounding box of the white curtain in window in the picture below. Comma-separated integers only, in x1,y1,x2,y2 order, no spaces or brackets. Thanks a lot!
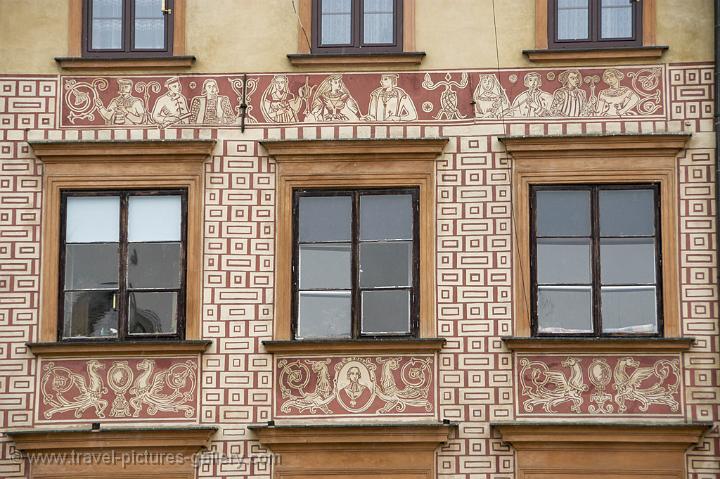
134,0,166,49
321,0,352,45
601,0,633,39
92,0,123,49
363,0,394,45
556,0,589,41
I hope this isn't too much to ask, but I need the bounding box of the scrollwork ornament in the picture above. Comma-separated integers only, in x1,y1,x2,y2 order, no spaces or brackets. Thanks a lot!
64,78,109,124
107,361,134,417
628,68,663,115
588,358,614,414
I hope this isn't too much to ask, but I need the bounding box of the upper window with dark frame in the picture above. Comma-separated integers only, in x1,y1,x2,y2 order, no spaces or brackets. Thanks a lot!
549,0,641,49
84,0,174,57
312,0,402,54
292,188,419,339
60,190,187,340
530,184,661,336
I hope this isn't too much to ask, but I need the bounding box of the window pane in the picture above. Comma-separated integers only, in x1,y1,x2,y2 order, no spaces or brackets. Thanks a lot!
601,286,657,333
360,241,412,288
601,238,656,285
556,0,589,40
91,0,123,49
65,243,119,290
128,291,177,334
535,190,590,237
66,196,120,243
599,189,655,236
299,244,351,289
128,242,181,289
601,0,633,39
128,195,182,242
321,0,352,45
364,0,394,44
537,286,592,333
361,290,410,334
537,237,591,284
298,291,351,338
63,290,118,338
298,196,352,242
360,194,413,240
134,0,166,49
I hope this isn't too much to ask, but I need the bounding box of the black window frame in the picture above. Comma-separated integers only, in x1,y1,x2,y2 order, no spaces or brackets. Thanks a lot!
59,188,188,341
83,0,174,58
548,0,642,49
291,187,420,339
311,0,403,55
530,183,663,337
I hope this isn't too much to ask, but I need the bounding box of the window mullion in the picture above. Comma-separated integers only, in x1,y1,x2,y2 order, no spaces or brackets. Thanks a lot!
354,0,362,48
118,192,129,339
591,186,602,335
351,191,361,338
123,0,131,53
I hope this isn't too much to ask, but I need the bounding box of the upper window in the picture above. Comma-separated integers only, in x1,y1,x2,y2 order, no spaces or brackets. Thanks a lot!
83,0,174,57
293,188,419,339
549,0,641,48
60,190,186,340
531,184,661,336
312,0,403,54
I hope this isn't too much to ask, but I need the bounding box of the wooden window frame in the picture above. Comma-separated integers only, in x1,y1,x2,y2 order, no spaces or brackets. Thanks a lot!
59,189,188,342
262,138,447,341
502,133,690,338
548,0,642,50
29,139,214,344
530,183,663,338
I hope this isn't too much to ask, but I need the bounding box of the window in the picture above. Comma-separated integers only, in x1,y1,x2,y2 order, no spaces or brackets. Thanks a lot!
83,0,174,57
531,184,661,336
60,190,186,340
549,0,641,48
312,0,402,54
293,188,419,339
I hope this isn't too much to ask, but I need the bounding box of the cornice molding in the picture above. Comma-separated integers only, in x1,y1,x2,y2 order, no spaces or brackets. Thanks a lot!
503,337,694,353
27,340,212,357
263,338,445,354
29,139,216,163
250,423,453,446
261,138,448,162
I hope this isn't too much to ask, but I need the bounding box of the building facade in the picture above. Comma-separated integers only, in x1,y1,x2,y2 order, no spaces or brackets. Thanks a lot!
0,0,718,477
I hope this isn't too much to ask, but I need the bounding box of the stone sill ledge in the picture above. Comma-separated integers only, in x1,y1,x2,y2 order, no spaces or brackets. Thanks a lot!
287,51,425,68
523,46,667,63
55,55,196,71
502,336,694,353
263,337,446,354
27,340,212,357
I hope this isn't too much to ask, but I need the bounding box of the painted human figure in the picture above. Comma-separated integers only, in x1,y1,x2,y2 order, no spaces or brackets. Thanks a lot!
190,79,235,125
365,74,418,121
339,366,372,409
595,68,640,117
510,72,554,117
151,76,190,127
473,74,511,118
306,74,361,122
550,69,587,117
260,74,308,123
95,78,145,125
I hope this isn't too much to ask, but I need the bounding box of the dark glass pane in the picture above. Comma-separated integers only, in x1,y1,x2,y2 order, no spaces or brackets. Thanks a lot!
92,0,123,49
601,286,657,333
360,241,412,288
364,0,394,44
128,195,182,242
361,290,410,334
299,243,351,289
557,0,589,40
128,291,178,335
64,243,119,290
298,195,352,242
537,286,592,333
63,291,118,338
599,189,655,236
66,196,119,243
601,237,656,285
321,0,352,45
134,0,166,49
128,242,182,289
297,291,351,338
601,0,633,39
535,190,590,237
360,194,413,240
537,237,591,284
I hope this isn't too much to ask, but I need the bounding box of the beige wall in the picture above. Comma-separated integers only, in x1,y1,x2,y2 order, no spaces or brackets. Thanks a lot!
0,0,713,74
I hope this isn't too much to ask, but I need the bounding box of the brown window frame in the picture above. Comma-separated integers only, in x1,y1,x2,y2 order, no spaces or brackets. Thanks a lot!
311,0,403,54
548,0,642,49
530,183,663,338
82,0,174,58
292,187,420,339
59,188,188,342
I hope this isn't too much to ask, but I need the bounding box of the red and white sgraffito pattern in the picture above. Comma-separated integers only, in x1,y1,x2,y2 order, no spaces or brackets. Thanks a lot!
275,355,435,418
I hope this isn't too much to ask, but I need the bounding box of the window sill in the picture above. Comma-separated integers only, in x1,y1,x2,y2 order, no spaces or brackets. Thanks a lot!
287,51,425,67
54,55,196,71
523,45,667,62
263,338,445,354
27,339,212,357
502,336,694,353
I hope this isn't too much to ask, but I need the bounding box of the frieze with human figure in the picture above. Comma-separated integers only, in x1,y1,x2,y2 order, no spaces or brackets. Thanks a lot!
276,354,435,417
60,66,665,128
